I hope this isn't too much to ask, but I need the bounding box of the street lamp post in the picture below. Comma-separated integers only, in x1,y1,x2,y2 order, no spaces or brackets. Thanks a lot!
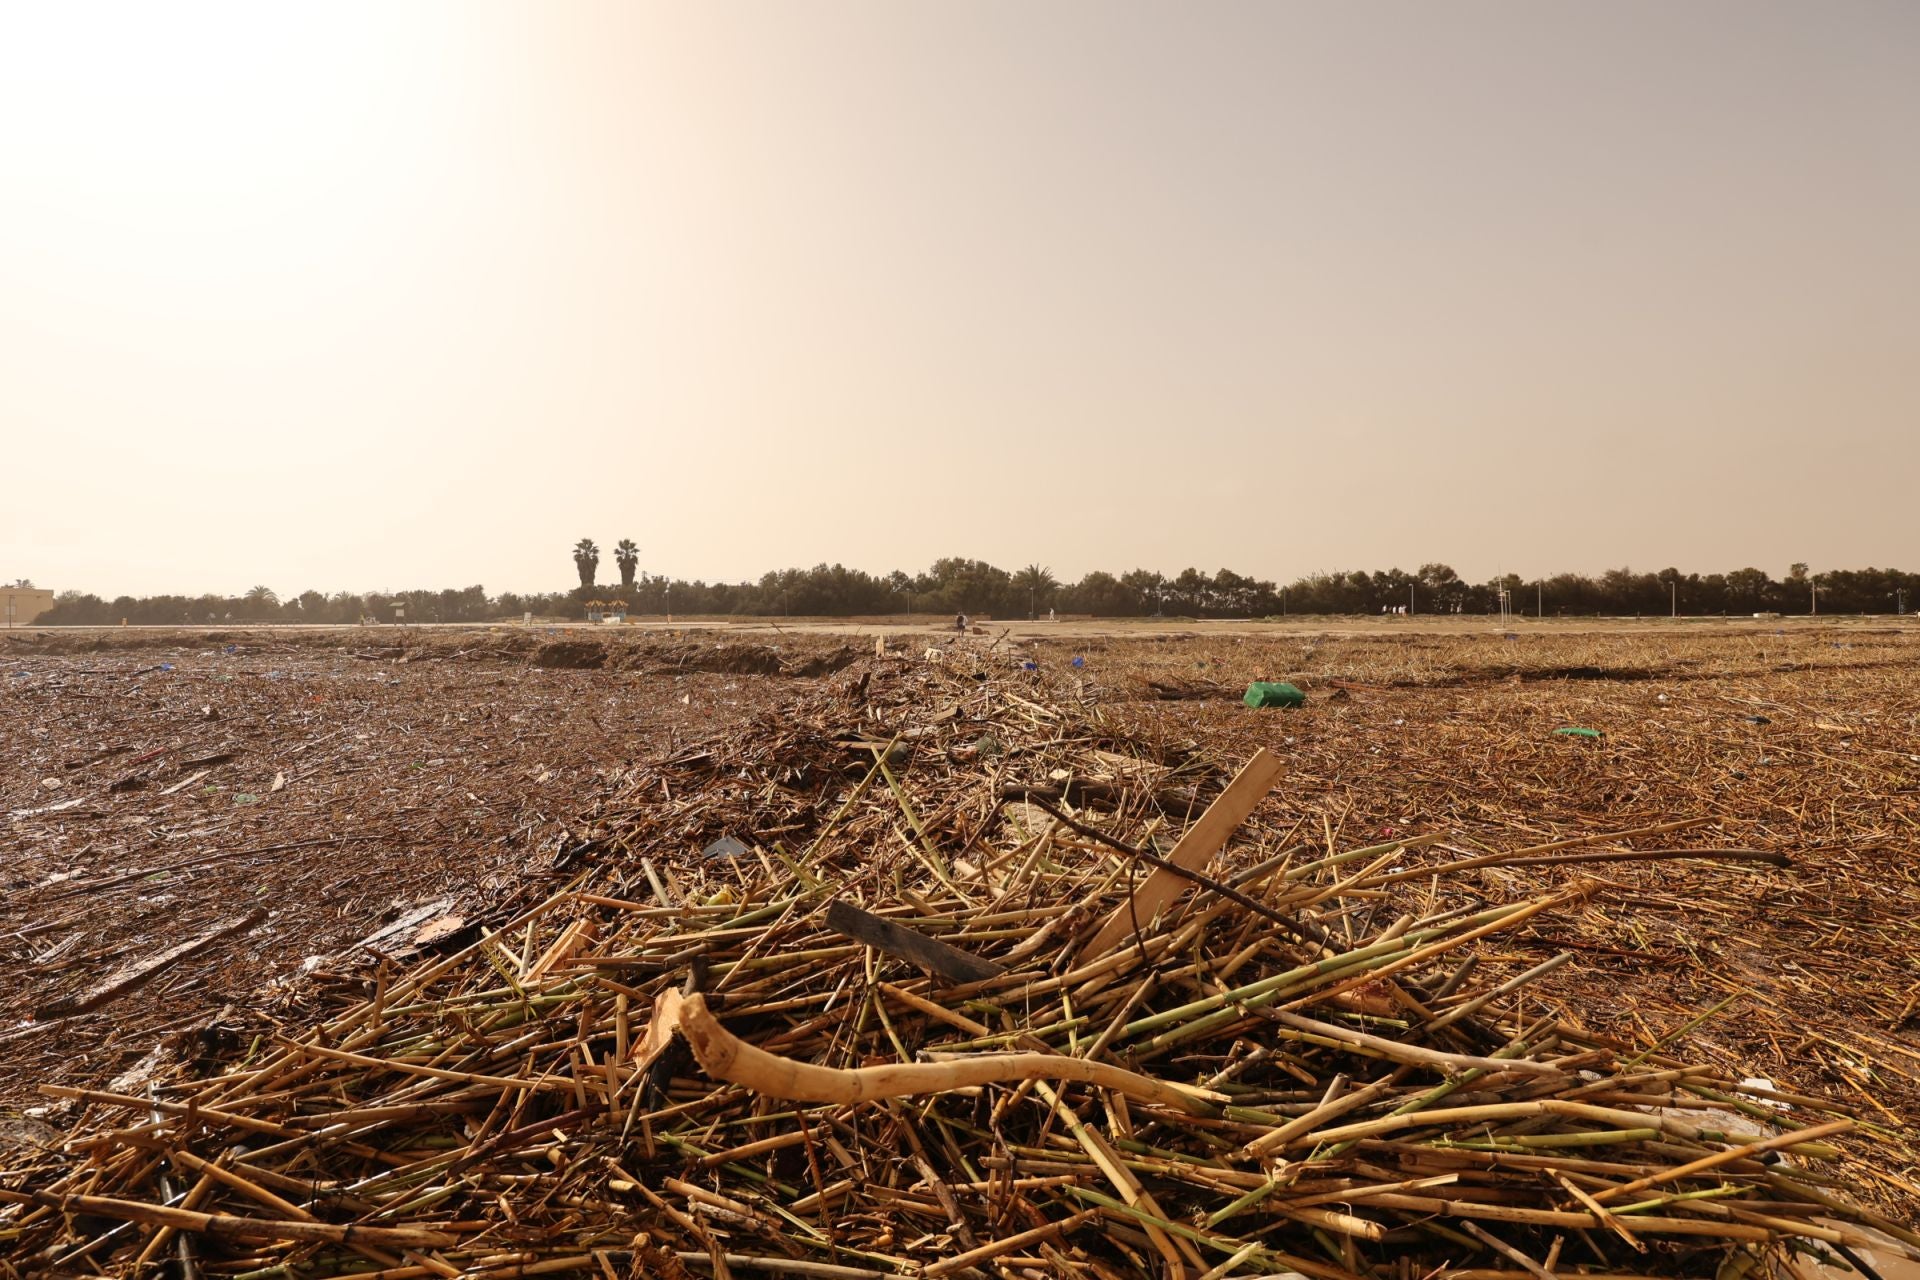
1670,580,1676,618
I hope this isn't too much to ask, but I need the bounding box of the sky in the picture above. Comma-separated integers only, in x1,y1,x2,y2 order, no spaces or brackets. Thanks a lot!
3,1,1916,598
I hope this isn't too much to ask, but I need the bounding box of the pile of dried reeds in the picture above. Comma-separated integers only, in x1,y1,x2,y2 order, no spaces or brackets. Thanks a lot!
3,653,1915,1280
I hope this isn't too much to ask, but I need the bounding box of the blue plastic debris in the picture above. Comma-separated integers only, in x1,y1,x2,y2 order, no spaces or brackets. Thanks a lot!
1071,656,1085,668
1021,661,1037,671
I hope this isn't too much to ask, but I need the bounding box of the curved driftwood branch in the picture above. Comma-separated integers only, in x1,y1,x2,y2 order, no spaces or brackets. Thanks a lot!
642,990,1223,1116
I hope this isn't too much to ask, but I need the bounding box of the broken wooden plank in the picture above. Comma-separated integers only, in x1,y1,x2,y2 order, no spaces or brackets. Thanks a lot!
350,898,457,956
823,899,1005,984
178,746,240,769
1079,747,1284,960
35,908,267,1019
157,769,211,797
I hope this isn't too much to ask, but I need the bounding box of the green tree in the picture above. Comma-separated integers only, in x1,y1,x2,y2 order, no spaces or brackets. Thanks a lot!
615,539,639,592
1118,569,1167,615
1418,563,1465,613
1725,567,1771,610
1063,570,1127,615
916,559,1013,614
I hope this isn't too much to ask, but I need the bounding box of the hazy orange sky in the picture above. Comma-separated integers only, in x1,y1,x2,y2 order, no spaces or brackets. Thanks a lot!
3,2,1916,598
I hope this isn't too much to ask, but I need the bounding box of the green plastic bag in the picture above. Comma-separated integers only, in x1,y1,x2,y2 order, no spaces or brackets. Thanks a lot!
1553,726,1602,739
1244,681,1305,708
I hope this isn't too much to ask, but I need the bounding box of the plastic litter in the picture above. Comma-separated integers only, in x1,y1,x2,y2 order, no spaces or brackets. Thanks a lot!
1243,681,1306,709
1553,727,1602,739
1070,656,1085,669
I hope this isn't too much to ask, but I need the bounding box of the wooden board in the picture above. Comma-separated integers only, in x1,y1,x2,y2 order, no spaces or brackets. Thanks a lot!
35,909,267,1019
1078,747,1283,960
824,899,1005,984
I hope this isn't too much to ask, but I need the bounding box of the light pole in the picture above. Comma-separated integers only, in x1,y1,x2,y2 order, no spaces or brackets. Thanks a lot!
1536,580,1542,618
1408,583,1415,616
1670,580,1676,618
1811,576,1818,616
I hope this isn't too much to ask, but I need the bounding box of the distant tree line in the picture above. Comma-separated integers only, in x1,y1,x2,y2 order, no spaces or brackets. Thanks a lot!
30,557,1920,625
34,584,522,627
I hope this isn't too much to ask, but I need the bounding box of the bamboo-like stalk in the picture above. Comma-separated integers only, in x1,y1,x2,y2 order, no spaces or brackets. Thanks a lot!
0,1189,456,1249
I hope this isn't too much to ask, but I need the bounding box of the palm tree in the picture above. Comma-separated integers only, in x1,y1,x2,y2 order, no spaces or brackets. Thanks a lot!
573,538,600,589
1012,564,1057,618
615,539,639,592
242,585,280,622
